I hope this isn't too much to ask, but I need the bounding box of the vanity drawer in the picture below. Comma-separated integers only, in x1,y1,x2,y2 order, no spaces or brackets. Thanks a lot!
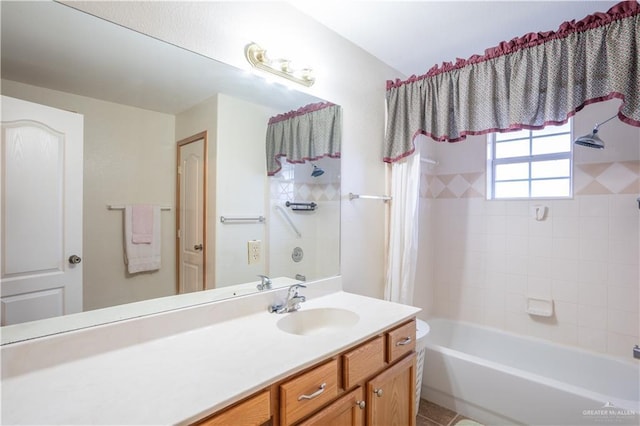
342,335,385,389
387,320,416,363
197,389,270,425
280,358,338,425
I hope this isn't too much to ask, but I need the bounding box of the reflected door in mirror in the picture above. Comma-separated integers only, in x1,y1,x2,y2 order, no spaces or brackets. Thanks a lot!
1,96,83,325
177,132,207,293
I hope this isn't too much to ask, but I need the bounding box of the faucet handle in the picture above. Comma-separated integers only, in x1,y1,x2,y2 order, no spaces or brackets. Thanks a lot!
288,283,306,296
256,274,272,291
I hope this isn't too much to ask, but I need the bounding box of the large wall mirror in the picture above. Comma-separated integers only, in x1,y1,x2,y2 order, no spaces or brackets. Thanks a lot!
0,1,341,343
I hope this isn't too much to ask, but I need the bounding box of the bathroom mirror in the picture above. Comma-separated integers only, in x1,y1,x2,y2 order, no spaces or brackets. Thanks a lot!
0,1,340,343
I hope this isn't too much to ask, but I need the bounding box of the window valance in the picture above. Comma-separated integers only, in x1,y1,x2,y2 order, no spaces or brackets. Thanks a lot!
266,102,341,176
384,1,640,162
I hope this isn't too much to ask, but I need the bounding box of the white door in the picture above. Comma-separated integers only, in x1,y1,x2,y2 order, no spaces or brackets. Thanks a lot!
1,96,83,325
177,132,207,294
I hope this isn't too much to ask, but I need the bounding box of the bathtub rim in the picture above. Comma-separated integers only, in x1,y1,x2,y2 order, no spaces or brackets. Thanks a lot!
423,317,640,412
424,317,639,368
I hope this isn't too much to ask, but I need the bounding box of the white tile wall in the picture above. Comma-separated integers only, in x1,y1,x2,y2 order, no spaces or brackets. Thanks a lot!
416,120,639,359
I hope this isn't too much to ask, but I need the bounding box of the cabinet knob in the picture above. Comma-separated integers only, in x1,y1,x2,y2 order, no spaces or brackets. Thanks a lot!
356,400,366,409
373,388,383,397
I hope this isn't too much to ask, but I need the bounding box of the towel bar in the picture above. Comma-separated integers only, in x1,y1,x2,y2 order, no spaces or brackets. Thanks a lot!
108,205,171,211
348,193,392,201
220,216,265,223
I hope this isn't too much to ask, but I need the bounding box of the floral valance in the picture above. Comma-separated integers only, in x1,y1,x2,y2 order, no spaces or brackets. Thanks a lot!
384,0,640,162
266,102,341,176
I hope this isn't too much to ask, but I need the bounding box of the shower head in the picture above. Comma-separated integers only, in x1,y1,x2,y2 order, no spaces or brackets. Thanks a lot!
311,163,324,177
574,131,605,150
574,114,617,150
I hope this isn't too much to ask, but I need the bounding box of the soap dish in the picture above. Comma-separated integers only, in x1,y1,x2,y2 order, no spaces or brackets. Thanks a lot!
526,297,554,317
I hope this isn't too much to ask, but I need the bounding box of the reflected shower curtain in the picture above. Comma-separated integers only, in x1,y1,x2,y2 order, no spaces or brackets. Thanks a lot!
384,152,420,305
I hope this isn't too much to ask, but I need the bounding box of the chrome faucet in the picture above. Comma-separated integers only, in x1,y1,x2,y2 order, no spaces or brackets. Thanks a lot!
256,275,272,291
269,284,307,314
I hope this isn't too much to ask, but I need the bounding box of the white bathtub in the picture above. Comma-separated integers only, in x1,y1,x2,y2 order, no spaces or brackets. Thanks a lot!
422,318,639,425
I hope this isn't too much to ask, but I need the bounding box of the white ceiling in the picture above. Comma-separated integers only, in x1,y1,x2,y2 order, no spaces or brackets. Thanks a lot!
293,1,619,77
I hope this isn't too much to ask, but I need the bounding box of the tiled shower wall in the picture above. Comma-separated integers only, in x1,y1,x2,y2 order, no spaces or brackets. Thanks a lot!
268,159,341,281
415,103,640,359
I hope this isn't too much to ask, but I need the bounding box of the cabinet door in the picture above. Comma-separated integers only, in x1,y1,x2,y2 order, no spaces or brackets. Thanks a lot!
367,353,416,426
297,387,365,426
197,389,270,426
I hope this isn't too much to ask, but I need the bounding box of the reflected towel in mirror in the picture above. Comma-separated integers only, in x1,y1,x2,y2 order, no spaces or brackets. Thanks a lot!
124,205,161,273
131,204,153,243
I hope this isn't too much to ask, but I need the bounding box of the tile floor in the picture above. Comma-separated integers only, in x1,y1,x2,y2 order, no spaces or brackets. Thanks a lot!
417,399,483,426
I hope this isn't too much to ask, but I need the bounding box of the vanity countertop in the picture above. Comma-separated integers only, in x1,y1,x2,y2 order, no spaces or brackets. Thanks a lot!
1,289,420,425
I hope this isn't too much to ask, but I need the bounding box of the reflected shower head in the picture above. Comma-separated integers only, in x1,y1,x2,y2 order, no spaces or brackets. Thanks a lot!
311,163,324,177
574,114,617,150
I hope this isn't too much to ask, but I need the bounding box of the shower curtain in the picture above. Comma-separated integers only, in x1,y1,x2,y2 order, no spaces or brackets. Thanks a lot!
384,152,420,305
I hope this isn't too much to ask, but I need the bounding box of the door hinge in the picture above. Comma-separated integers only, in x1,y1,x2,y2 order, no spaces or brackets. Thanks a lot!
177,165,182,175
177,229,181,239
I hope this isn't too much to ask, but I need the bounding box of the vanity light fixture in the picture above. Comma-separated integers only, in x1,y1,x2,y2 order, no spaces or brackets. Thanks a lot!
245,43,315,87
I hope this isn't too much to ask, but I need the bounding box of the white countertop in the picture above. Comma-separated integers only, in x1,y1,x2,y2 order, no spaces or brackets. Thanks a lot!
1,289,420,425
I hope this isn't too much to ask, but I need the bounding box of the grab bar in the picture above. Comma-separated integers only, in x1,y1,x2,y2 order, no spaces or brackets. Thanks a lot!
274,205,301,237
286,201,317,211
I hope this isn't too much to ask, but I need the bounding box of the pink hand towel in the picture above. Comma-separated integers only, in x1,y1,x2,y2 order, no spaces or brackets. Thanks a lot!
131,204,153,244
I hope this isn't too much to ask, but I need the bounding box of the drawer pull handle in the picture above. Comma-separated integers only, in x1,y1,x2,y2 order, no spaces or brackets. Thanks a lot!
373,388,383,397
396,337,412,346
356,400,366,409
298,383,326,401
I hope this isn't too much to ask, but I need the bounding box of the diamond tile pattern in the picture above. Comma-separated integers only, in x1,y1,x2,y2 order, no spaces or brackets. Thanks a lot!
421,161,639,199
422,172,485,199
576,161,639,195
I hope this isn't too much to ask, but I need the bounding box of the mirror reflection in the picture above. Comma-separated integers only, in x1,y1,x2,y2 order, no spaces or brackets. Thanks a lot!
0,1,340,338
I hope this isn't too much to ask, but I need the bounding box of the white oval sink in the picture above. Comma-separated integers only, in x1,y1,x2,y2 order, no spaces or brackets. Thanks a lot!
276,308,359,336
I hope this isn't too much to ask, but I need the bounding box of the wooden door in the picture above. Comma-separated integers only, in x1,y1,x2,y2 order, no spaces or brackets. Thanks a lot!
298,387,365,426
176,132,207,293
1,95,83,325
367,353,416,426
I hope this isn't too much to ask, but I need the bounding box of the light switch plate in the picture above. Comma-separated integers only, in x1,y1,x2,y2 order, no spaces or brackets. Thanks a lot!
248,240,261,264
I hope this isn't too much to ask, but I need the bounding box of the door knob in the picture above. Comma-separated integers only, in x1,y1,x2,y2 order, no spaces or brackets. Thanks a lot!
194,244,203,251
68,255,82,264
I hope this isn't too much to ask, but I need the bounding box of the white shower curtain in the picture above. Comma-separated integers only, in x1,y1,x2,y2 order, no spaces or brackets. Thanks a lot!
384,152,420,305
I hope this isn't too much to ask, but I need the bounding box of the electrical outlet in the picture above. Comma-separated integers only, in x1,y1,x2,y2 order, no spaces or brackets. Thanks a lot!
248,240,261,265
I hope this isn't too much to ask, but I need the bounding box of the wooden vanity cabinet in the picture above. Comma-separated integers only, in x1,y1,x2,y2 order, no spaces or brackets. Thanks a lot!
194,319,416,426
366,352,416,426
297,387,365,426
279,359,339,425
196,389,271,426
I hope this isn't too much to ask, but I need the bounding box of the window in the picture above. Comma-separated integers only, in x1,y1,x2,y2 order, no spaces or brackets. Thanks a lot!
487,121,573,199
